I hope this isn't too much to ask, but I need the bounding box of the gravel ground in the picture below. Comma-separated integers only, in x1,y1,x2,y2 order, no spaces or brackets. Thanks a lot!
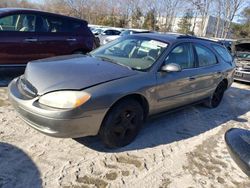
0,82,249,188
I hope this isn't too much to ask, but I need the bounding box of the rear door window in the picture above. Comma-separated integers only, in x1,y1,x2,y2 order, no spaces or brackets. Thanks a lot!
194,44,217,67
0,14,36,32
39,16,69,33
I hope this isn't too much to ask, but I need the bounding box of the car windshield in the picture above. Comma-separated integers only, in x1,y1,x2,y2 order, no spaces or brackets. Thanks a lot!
120,30,133,36
93,28,103,34
237,52,250,59
90,37,168,71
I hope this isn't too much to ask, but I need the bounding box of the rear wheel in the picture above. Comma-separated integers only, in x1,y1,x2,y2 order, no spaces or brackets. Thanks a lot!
205,81,227,108
99,99,144,148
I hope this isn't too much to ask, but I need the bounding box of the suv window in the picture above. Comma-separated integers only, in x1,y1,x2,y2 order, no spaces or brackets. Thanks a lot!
70,21,82,32
195,44,217,67
164,43,195,69
113,30,121,35
212,44,232,62
104,30,113,35
40,16,69,33
0,14,36,32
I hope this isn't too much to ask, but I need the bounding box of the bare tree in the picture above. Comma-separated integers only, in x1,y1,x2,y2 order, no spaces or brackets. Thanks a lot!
222,0,247,38
157,0,182,32
189,0,212,36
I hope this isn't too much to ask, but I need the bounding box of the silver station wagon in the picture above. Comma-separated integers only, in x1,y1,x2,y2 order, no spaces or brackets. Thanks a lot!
9,34,235,148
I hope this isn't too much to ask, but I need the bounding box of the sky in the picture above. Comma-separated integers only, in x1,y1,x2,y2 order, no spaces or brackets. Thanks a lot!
26,0,249,23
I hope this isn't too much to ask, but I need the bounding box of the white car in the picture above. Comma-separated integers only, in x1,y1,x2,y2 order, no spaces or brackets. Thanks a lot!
103,29,152,45
98,28,123,45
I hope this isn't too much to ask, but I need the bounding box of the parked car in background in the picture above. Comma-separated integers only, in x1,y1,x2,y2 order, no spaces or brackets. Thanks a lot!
97,28,123,45
103,29,152,44
0,8,96,68
233,39,250,82
92,27,105,35
9,34,235,148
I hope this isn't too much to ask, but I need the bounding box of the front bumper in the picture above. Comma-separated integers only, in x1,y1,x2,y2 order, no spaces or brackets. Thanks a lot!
8,78,106,138
234,68,250,83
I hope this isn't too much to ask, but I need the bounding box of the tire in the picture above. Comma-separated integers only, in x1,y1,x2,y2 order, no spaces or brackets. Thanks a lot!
205,81,227,108
93,37,100,49
99,99,144,148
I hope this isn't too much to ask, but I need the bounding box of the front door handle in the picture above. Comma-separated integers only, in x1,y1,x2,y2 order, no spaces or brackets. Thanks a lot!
24,38,38,42
66,38,77,42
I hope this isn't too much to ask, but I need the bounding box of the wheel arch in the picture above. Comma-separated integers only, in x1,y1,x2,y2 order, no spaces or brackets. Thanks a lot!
103,93,149,123
72,49,89,54
221,78,229,89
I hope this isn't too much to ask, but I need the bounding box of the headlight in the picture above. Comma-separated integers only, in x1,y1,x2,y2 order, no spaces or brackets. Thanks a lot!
39,91,91,109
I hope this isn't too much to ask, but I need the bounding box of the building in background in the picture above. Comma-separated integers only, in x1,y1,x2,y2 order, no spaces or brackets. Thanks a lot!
157,15,231,38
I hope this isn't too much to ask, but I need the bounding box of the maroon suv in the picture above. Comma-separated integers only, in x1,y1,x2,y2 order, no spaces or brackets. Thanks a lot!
0,8,96,67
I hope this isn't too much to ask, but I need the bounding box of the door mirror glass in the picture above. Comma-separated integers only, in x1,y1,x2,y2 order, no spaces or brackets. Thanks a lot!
161,63,182,72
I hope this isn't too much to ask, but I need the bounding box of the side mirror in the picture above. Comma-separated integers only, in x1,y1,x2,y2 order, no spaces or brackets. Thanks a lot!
161,63,182,72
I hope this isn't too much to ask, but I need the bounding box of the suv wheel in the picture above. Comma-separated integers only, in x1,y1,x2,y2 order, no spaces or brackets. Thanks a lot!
205,81,227,108
99,99,144,148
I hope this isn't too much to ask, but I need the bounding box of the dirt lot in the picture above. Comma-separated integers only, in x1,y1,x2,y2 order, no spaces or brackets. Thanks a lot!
0,82,249,188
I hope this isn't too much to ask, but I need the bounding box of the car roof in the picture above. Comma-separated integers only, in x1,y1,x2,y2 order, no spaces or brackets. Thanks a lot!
0,8,87,23
102,28,123,31
126,29,149,32
131,33,219,45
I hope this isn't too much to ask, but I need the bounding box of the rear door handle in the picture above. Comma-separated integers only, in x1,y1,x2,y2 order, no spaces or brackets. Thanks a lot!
66,38,77,42
189,77,196,81
24,38,38,42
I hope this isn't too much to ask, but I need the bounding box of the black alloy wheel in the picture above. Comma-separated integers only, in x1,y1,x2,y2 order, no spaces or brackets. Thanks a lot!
99,99,144,148
205,82,226,108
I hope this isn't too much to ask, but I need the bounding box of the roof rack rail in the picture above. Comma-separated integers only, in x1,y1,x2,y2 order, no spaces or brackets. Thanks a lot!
177,35,218,43
177,34,197,39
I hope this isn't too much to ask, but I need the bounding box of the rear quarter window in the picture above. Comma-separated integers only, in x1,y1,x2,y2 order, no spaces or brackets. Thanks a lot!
194,44,217,67
67,20,85,32
212,44,232,62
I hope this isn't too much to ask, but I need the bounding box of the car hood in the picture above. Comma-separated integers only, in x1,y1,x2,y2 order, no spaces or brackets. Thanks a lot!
24,55,137,95
106,35,120,40
233,40,250,53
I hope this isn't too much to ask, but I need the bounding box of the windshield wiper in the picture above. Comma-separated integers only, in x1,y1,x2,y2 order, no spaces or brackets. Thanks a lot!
95,56,133,70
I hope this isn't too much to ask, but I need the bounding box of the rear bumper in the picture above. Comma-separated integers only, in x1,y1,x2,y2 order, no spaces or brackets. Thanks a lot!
8,78,106,138
234,68,250,83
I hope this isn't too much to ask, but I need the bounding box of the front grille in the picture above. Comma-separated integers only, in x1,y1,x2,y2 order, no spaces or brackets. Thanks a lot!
234,72,250,81
242,73,250,80
17,76,37,98
236,67,250,72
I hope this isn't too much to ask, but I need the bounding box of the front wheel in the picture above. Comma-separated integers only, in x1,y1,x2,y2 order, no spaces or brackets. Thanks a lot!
205,82,227,108
99,99,144,148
